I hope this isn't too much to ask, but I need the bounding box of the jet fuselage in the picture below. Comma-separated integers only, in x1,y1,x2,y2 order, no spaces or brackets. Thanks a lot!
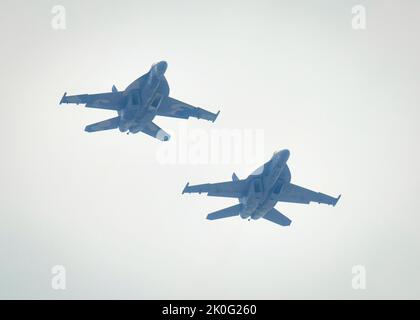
239,149,291,220
118,61,169,133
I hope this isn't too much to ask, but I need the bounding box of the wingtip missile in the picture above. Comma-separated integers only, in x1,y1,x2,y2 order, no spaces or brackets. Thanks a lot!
182,182,190,194
59,92,67,105
212,110,221,123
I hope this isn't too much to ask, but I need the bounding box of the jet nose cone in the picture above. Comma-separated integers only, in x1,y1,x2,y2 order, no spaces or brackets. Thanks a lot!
275,149,290,161
156,61,168,74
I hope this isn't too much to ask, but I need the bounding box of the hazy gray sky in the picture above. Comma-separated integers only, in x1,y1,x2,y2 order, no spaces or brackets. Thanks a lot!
1,0,419,299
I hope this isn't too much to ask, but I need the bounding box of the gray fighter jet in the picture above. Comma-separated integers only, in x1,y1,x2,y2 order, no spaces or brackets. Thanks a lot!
182,149,340,227
59,61,219,141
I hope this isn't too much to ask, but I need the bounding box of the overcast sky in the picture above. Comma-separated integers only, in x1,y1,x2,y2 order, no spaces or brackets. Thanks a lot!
1,0,419,299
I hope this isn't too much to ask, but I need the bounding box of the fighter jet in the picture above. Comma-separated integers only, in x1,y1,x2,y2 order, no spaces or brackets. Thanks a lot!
59,61,219,141
182,149,340,227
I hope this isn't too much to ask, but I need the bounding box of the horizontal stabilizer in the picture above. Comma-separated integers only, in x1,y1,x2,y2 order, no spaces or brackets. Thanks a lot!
207,204,242,220
232,172,239,181
112,85,118,93
333,195,341,207
85,117,119,132
263,208,292,226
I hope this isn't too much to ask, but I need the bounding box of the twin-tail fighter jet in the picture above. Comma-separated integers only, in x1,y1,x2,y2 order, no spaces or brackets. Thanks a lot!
182,149,340,227
59,61,219,141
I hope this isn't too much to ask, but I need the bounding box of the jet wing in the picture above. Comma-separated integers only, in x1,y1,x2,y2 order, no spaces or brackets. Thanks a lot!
157,97,220,122
59,92,123,110
277,183,341,206
182,180,248,198
206,204,242,220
